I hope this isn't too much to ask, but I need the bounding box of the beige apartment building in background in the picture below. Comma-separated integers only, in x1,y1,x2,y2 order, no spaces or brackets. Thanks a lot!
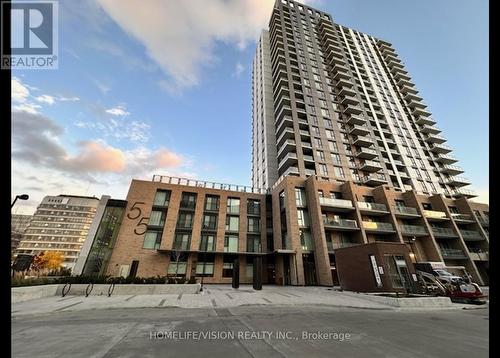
77,0,489,286
15,195,100,269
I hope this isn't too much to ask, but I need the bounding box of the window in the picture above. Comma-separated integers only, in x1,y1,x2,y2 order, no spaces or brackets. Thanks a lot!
225,216,239,231
222,257,235,277
180,192,197,209
143,231,162,249
168,252,187,275
247,235,261,252
330,191,342,199
148,210,166,227
314,137,322,148
297,209,310,227
153,190,170,207
199,234,215,251
248,217,260,233
325,129,334,139
202,214,218,230
173,233,191,250
300,230,313,250
295,187,307,207
319,164,328,176
316,150,325,161
226,198,240,214
224,235,239,252
247,199,261,215
321,108,330,117
328,141,338,151
334,166,345,178
177,212,193,229
331,153,341,165
204,195,219,211
196,258,214,276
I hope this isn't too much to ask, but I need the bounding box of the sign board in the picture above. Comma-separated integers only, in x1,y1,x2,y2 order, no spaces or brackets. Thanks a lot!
369,255,382,288
412,273,418,282
378,266,384,275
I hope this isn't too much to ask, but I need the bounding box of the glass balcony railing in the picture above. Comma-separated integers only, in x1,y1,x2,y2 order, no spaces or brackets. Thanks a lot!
357,202,388,212
362,221,395,232
432,227,457,237
323,218,358,229
319,197,354,209
460,230,483,240
400,224,427,235
440,248,466,258
394,206,419,216
450,213,473,221
423,210,448,220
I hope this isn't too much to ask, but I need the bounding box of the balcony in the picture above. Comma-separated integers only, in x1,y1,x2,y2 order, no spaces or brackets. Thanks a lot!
278,152,298,169
323,218,359,231
450,188,477,199
394,206,420,218
440,165,464,175
435,153,458,164
277,139,296,157
429,143,452,154
357,201,389,215
468,250,489,261
477,216,489,227
338,87,356,97
362,221,396,233
282,166,299,177
349,124,370,136
423,210,448,221
341,95,359,106
450,213,474,223
276,127,295,146
415,116,436,126
346,114,366,126
355,147,378,159
420,124,441,134
441,176,470,187
299,129,311,139
305,168,316,177
303,154,314,162
319,197,355,211
440,248,467,260
274,104,292,123
275,115,293,135
400,224,427,237
343,104,363,115
333,70,351,81
412,107,432,117
359,160,382,172
403,92,422,102
361,174,387,186
424,133,447,144
400,84,419,95
432,227,458,238
353,136,374,147
460,229,484,241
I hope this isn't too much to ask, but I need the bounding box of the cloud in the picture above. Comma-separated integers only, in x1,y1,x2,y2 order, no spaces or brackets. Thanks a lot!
35,95,55,105
12,77,30,103
233,62,245,78
105,105,130,116
95,0,278,92
93,79,111,94
12,110,185,176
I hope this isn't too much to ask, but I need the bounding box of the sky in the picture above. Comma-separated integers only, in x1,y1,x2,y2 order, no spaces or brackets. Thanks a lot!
11,0,489,214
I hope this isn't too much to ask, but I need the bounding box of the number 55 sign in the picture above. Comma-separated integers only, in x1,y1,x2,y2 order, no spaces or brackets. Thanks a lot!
126,202,149,235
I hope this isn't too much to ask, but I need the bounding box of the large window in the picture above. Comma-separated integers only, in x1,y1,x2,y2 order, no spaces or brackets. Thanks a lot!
153,190,170,207
225,216,239,232
227,198,240,214
247,217,260,233
204,195,219,211
199,234,215,251
247,235,261,252
180,192,197,209
247,199,261,215
173,233,191,250
177,213,193,229
196,255,214,276
168,252,187,275
148,210,166,227
295,187,307,207
224,235,239,252
143,230,162,249
202,214,218,230
297,209,310,227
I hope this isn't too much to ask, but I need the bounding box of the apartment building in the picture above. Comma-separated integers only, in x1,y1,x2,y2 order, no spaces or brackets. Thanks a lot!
15,195,100,269
252,0,474,200
11,214,33,253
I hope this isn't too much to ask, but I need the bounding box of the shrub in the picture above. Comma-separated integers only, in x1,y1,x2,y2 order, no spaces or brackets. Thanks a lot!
11,274,190,286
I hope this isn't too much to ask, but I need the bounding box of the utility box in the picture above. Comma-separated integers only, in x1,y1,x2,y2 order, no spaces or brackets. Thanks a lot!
335,242,417,293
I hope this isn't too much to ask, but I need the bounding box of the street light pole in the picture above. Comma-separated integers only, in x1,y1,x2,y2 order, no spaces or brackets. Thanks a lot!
11,194,29,209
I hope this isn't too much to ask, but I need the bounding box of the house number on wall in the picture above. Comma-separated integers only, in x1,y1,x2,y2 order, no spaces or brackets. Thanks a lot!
126,201,149,235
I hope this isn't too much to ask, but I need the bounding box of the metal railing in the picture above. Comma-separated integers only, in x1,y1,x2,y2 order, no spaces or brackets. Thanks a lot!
440,248,466,258
450,213,472,221
460,230,483,240
152,175,268,194
362,221,395,231
432,227,457,237
423,210,447,219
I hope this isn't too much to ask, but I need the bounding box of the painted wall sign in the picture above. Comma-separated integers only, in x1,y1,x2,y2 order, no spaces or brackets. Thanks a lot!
369,255,382,287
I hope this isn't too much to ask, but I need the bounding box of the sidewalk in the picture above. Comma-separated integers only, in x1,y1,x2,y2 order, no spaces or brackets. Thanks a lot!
12,285,485,317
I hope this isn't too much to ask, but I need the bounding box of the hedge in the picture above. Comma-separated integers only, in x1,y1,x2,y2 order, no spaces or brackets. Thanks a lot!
11,275,197,287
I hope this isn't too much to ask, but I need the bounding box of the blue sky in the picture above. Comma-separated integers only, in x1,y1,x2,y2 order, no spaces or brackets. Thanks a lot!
11,0,488,214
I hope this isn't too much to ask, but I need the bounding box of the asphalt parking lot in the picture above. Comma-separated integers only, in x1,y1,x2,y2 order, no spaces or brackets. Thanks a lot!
12,304,488,358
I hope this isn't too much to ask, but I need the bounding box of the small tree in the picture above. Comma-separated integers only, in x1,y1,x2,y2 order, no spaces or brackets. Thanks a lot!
30,251,64,276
